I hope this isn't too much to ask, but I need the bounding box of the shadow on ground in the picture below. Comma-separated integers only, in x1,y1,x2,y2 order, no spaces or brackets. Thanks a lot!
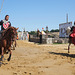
49,52,75,58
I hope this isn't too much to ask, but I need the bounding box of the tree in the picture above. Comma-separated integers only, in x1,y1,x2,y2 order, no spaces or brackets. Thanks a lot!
29,31,37,35
50,29,59,32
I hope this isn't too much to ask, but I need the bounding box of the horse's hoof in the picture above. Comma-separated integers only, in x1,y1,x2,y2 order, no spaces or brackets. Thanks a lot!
7,58,10,61
0,62,2,67
6,52,9,54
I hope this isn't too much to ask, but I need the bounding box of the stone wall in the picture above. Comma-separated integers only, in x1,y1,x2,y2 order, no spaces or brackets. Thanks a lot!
29,37,40,43
29,35,69,44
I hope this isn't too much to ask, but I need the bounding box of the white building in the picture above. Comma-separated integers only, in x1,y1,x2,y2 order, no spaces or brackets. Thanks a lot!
18,31,29,40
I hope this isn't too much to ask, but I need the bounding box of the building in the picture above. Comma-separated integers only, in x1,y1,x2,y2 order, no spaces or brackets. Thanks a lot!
18,31,29,40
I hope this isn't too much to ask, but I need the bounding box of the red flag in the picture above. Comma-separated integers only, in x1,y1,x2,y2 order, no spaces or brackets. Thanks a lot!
42,28,44,30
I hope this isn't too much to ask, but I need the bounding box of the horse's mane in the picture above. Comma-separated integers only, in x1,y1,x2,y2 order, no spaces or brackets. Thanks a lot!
3,27,14,33
2,27,16,37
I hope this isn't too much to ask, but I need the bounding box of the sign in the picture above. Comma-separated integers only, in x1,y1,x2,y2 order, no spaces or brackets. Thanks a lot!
59,22,72,37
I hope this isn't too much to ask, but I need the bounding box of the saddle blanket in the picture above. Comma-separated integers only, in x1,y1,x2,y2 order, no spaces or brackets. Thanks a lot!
70,33,75,45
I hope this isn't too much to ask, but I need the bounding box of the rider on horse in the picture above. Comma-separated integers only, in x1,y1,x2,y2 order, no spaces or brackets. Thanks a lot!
69,22,75,45
69,22,75,39
0,15,11,60
0,15,11,33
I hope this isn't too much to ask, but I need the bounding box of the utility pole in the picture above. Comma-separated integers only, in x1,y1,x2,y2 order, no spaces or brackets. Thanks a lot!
46,26,48,38
65,13,68,43
66,13,68,23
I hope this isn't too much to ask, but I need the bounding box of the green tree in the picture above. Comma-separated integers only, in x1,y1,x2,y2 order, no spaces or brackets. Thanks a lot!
29,31,37,35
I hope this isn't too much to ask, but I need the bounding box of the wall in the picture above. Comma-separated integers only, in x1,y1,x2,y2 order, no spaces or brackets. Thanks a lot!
29,34,69,44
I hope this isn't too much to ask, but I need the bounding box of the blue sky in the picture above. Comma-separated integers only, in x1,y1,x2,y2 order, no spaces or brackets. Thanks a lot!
0,0,75,31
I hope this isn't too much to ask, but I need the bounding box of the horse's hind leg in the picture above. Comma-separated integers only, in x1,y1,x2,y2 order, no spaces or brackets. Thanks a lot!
7,47,12,61
68,43,71,53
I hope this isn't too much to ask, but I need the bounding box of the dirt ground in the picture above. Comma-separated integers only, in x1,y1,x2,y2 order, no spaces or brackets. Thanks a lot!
0,40,75,75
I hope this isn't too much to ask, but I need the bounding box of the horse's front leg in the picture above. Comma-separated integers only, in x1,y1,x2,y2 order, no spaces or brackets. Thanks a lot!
1,47,4,61
15,40,16,47
68,43,71,53
7,47,12,61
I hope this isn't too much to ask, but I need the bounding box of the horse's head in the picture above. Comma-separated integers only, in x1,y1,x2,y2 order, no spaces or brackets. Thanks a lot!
11,27,18,41
8,27,19,40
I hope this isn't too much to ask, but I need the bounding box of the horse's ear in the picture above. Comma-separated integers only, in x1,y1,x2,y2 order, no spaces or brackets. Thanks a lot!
16,27,19,30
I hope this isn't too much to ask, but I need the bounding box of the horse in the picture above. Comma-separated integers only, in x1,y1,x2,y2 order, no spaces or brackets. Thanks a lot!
67,26,75,53
0,27,18,63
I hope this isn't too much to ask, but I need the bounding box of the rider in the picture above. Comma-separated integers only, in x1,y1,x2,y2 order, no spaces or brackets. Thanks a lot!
0,15,11,31
69,21,75,39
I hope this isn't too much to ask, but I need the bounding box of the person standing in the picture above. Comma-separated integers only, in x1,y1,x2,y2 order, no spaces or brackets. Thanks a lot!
39,32,42,44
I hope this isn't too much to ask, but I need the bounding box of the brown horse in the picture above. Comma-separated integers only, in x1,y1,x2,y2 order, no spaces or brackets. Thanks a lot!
0,27,18,63
68,37,75,53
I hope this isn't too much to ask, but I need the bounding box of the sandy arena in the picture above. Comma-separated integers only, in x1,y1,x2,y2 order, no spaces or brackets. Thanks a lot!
0,40,75,75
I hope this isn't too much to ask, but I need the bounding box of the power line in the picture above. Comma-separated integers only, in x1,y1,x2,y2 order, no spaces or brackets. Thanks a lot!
0,0,4,13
